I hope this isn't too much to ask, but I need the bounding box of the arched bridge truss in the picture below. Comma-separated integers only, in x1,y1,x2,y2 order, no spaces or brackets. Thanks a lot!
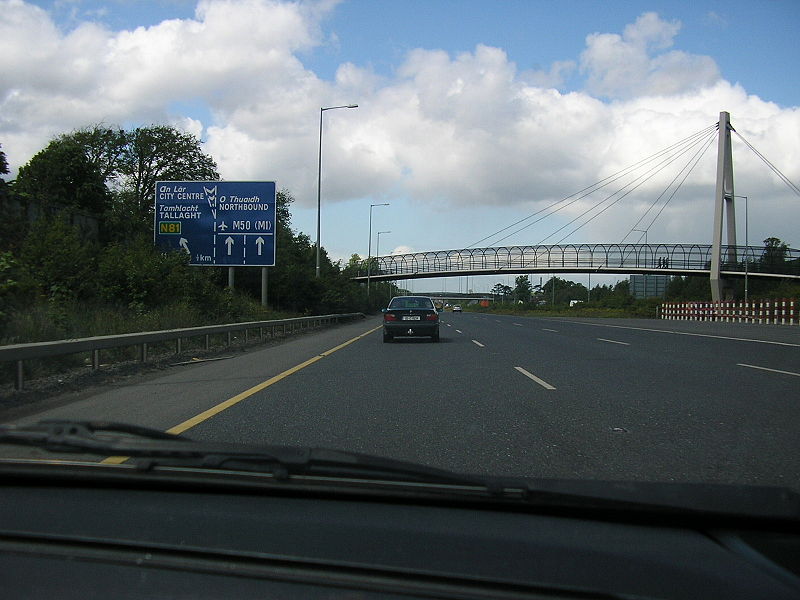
353,244,800,282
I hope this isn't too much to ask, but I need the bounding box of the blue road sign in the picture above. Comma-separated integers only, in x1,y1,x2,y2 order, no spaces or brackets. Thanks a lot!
154,181,276,266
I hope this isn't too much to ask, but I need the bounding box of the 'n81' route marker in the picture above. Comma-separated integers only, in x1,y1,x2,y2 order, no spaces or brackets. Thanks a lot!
154,181,276,267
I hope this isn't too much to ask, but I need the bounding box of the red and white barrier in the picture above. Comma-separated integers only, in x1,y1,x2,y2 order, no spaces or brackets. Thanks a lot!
660,299,797,325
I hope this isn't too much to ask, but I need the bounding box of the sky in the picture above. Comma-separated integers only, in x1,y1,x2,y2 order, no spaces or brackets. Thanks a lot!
2,0,799,292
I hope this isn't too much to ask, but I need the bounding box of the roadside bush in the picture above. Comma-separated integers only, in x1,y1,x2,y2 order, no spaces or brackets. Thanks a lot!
19,217,98,302
0,252,32,326
97,235,192,311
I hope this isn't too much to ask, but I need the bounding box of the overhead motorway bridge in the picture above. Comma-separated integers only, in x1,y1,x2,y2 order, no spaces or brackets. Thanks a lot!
353,243,800,282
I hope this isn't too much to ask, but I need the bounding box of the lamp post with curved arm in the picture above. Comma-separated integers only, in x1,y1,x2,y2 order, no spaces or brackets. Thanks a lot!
376,231,391,258
367,203,389,300
316,104,358,278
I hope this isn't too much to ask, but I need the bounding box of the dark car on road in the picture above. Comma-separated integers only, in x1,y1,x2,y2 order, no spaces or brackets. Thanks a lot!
383,296,440,342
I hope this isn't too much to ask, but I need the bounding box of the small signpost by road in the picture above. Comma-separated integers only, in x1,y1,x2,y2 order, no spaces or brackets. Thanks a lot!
154,181,276,304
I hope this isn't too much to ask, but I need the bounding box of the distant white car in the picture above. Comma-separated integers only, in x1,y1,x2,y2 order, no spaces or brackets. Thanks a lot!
452,305,462,312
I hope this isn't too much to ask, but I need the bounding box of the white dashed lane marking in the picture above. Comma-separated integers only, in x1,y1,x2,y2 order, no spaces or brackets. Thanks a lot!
597,338,630,346
738,363,800,378
514,367,556,390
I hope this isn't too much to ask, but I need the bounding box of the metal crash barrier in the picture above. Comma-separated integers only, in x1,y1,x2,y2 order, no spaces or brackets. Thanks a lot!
0,313,364,391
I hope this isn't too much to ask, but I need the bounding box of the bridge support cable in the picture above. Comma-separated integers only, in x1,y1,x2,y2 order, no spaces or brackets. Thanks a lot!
491,127,717,248
530,129,717,247
732,131,800,198
611,129,718,266
466,125,717,249
494,126,717,247
621,130,718,245
553,129,717,246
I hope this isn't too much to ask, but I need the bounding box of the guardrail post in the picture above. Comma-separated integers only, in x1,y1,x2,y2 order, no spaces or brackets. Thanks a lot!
92,349,100,370
176,338,182,354
16,360,24,391
227,332,232,346
140,343,148,362
205,334,210,350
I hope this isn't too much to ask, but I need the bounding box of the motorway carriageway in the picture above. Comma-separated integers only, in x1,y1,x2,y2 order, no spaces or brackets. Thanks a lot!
4,313,799,488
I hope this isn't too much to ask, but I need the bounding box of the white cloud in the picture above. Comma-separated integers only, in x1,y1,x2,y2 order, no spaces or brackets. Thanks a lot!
580,12,720,99
1,2,797,250
522,60,576,90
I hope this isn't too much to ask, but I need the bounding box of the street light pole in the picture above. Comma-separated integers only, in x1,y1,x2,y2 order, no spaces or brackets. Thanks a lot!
367,203,389,300
745,195,749,304
632,229,649,296
587,271,591,303
376,231,391,306
316,104,358,278
734,195,749,304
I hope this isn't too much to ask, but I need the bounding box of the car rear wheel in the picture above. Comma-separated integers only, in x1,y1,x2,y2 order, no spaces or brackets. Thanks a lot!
431,332,440,342
383,332,393,343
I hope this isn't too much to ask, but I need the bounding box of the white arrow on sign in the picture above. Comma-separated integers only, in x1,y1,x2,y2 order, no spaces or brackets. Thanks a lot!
225,236,234,255
255,237,264,256
179,237,190,254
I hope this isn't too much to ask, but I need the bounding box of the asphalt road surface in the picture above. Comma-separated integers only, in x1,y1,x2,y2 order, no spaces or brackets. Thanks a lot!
4,313,799,490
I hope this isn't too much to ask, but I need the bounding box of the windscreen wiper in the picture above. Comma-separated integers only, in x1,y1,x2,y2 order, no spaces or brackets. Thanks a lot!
2,421,798,519
0,420,490,488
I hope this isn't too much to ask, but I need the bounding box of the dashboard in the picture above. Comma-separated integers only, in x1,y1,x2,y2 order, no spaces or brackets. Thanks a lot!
1,467,799,599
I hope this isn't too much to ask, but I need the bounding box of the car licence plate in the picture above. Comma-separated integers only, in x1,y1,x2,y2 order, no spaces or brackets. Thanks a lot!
402,315,421,320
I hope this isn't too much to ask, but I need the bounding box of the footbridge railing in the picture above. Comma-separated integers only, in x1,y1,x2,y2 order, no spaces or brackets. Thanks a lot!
354,244,800,281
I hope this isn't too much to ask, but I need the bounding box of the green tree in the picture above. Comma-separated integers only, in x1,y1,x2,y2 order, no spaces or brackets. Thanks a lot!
0,144,8,178
513,275,533,303
490,282,513,303
541,276,588,305
121,125,219,222
13,137,110,215
666,276,711,301
0,144,26,252
760,237,789,273
64,126,128,183
53,125,219,239
19,217,98,301
0,251,31,324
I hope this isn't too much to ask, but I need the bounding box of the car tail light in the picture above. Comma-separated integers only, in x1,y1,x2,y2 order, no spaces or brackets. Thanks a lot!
425,312,438,321
384,313,398,321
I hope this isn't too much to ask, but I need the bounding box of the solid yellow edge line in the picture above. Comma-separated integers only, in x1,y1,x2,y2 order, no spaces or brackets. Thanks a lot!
99,324,381,463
